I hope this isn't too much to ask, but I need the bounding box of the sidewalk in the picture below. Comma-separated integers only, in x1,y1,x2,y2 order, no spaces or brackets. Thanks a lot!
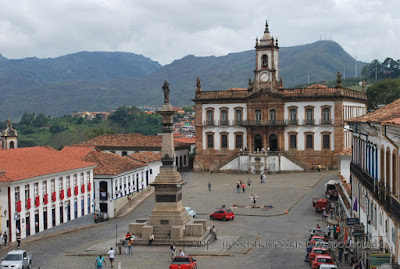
1,186,154,252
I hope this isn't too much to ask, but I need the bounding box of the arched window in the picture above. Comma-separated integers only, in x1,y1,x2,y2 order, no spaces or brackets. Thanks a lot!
255,110,262,123
9,141,14,149
262,54,268,68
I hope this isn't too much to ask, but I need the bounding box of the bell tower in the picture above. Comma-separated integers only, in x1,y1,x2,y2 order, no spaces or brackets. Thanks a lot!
253,20,280,91
1,115,18,149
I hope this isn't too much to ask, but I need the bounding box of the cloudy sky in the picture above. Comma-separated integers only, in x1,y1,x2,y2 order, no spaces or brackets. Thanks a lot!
0,0,398,65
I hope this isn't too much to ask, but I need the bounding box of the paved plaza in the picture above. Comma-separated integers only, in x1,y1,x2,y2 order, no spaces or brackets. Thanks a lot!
0,171,340,268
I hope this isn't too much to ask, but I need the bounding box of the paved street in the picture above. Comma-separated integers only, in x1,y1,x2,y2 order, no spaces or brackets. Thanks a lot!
0,171,338,268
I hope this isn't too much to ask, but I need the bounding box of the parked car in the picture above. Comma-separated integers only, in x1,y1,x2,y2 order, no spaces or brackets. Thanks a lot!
311,254,334,269
169,256,197,269
309,228,325,240
210,208,234,221
1,250,32,269
310,236,327,247
185,207,196,218
308,247,328,265
95,212,109,222
312,198,329,212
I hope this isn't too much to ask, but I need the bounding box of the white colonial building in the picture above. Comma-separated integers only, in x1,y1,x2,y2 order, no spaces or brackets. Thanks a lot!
0,146,96,242
345,98,400,264
194,21,367,173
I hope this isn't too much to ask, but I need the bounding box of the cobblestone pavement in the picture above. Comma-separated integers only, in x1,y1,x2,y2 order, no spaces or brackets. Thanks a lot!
0,171,340,268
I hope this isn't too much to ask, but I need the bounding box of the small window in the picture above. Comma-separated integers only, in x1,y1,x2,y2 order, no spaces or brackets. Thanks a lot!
306,108,313,124
323,108,331,124
51,179,55,193
290,109,297,124
255,110,262,122
25,185,30,199
207,110,214,125
207,134,214,148
323,134,330,149
270,109,276,122
122,151,128,156
34,183,39,197
66,176,70,189
221,110,228,125
221,134,228,149
235,110,242,124
306,134,313,149
236,134,243,149
289,134,297,149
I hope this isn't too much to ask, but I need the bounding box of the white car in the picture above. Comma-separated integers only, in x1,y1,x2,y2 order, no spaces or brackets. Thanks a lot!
185,207,196,218
1,250,32,269
319,265,338,269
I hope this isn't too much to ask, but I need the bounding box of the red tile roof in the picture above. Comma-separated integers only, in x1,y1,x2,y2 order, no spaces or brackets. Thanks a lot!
128,151,161,163
74,133,190,149
84,150,146,175
62,146,146,175
348,98,400,123
174,137,195,144
0,146,97,182
384,117,400,126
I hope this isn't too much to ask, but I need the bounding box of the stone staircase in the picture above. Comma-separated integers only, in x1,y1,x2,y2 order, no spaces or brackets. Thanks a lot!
279,152,310,171
153,225,171,239
215,150,241,172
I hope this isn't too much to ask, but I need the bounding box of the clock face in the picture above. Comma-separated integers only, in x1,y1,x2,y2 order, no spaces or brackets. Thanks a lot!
260,72,270,82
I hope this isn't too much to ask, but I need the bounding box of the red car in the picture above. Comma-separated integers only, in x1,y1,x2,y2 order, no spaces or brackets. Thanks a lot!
310,235,327,247
169,256,197,269
308,247,328,265
210,209,234,221
311,254,334,269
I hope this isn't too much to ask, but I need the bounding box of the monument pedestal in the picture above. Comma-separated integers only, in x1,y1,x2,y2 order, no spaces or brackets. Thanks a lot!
130,98,211,245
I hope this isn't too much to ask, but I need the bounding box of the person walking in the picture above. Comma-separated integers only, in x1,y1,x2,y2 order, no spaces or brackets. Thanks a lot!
236,182,240,193
327,224,332,239
247,178,251,188
242,182,246,193
253,195,257,207
333,225,338,239
123,238,129,255
3,232,7,247
338,243,344,263
262,173,266,183
170,243,176,261
304,242,312,262
16,233,21,249
344,246,349,264
128,238,134,254
335,225,340,240
210,226,217,240
260,173,263,183
208,181,211,191
108,247,115,268
95,255,106,269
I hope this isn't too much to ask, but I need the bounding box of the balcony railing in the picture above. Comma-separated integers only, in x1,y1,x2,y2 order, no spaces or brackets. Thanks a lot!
350,162,374,194
320,119,332,125
243,120,288,127
390,196,400,222
202,119,333,127
303,119,315,126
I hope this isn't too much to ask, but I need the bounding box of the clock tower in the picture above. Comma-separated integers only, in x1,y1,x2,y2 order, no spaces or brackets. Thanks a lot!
253,21,280,92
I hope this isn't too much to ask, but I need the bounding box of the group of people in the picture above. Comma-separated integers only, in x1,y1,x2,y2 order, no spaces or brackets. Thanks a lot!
170,243,186,261
236,180,247,193
123,232,136,255
260,173,266,183
96,247,116,269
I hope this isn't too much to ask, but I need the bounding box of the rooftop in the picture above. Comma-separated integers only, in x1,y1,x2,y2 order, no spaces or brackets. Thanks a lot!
128,151,161,163
0,146,97,182
348,98,400,123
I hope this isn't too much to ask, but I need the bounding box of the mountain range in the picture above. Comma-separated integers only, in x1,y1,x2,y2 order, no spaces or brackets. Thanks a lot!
0,40,367,120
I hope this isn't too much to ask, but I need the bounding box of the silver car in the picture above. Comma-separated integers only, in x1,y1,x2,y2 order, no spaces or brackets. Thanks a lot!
1,250,32,269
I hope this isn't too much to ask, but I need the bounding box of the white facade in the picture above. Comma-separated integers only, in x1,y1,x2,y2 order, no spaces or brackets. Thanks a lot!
0,168,94,242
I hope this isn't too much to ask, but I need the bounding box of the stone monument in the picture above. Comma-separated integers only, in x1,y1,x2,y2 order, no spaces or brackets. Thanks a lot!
131,81,211,245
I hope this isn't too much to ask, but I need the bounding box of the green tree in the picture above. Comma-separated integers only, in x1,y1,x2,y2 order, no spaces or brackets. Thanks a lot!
367,79,400,110
50,122,68,134
85,128,115,139
33,113,49,127
20,112,35,125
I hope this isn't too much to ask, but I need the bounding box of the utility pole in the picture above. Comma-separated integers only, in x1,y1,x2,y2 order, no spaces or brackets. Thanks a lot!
355,56,357,78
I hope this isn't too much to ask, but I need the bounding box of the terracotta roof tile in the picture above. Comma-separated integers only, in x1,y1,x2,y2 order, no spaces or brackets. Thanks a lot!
384,117,400,125
84,150,146,175
348,98,400,123
174,137,195,144
74,133,190,149
128,151,161,163
61,146,146,175
0,146,97,182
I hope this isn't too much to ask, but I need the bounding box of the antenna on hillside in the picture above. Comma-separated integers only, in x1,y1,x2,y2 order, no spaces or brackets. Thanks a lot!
355,56,357,78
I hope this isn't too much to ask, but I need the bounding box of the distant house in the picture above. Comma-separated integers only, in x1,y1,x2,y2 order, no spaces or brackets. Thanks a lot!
0,146,97,242
75,133,192,169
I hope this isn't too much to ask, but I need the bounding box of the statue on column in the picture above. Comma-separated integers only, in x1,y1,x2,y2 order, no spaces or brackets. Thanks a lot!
196,77,201,91
162,80,170,104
